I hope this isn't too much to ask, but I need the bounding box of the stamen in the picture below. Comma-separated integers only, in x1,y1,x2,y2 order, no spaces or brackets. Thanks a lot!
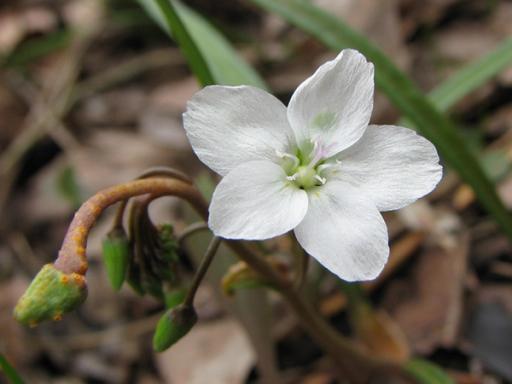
276,150,300,169
317,160,341,173
307,140,325,170
314,175,327,185
286,173,298,181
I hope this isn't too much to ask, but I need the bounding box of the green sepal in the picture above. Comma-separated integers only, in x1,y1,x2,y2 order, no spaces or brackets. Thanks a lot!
102,227,130,290
141,273,165,299
164,288,186,309
153,304,197,352
14,264,87,326
158,224,179,264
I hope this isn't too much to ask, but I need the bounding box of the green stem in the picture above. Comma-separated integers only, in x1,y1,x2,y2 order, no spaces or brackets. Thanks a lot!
177,222,209,247
183,236,221,306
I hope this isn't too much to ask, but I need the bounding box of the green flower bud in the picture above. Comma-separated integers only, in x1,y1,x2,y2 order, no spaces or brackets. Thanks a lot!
153,304,197,352
164,288,186,309
102,227,130,290
14,264,87,327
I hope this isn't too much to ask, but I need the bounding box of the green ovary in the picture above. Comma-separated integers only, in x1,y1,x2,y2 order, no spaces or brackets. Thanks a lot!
281,144,329,190
292,166,319,189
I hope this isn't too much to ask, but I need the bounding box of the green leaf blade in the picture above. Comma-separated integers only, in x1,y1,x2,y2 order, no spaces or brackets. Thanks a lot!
405,359,455,384
150,0,214,86
429,37,512,111
137,0,267,88
0,354,25,384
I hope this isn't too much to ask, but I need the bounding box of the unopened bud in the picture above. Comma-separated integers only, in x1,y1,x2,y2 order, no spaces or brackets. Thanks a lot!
102,227,130,290
164,288,186,309
14,264,87,326
153,304,197,352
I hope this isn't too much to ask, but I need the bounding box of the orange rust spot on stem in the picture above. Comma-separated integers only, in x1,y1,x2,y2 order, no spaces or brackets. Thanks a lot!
77,262,88,275
60,275,69,284
53,313,63,321
71,273,86,286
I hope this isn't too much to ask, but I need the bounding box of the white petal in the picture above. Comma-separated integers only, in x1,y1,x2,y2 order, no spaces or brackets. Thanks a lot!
287,49,374,157
209,160,308,240
337,125,442,211
294,181,389,281
183,85,293,176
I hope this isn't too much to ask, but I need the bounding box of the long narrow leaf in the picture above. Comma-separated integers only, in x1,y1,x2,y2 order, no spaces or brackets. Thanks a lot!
0,354,24,384
137,0,267,88
399,37,512,127
429,37,512,111
150,0,214,85
249,0,512,240
405,359,455,384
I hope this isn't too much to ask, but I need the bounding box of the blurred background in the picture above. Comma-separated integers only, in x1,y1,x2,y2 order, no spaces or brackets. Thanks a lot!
1,0,512,383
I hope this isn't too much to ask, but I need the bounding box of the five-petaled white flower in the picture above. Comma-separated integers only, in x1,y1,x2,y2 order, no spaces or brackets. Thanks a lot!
183,49,442,281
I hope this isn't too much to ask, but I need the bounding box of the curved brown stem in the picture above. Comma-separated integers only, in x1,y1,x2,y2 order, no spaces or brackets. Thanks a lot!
52,177,415,383
54,178,208,274
112,166,193,230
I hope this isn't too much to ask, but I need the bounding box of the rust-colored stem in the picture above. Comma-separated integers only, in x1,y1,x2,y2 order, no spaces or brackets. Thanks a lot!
53,177,414,383
54,178,208,274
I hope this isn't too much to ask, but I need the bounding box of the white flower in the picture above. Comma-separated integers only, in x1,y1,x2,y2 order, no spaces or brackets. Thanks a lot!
183,49,442,281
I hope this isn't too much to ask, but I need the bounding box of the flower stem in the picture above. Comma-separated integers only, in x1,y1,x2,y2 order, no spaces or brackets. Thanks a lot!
183,236,221,307
51,177,415,383
53,178,206,275
112,166,192,230
177,222,209,247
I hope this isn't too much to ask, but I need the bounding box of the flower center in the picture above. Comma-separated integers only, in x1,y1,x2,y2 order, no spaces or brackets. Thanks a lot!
277,140,340,190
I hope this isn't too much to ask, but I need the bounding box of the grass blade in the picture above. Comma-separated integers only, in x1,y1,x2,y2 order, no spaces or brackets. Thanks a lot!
399,37,512,127
149,0,214,86
137,0,267,88
405,359,455,384
0,354,25,384
429,37,512,111
248,0,512,240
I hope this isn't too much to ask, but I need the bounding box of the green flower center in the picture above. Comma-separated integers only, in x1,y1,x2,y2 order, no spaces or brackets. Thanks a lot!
278,140,338,190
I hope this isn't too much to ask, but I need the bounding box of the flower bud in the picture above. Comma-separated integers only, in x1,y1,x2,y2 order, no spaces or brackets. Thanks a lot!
164,288,186,309
14,264,87,327
153,304,197,352
102,227,130,290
